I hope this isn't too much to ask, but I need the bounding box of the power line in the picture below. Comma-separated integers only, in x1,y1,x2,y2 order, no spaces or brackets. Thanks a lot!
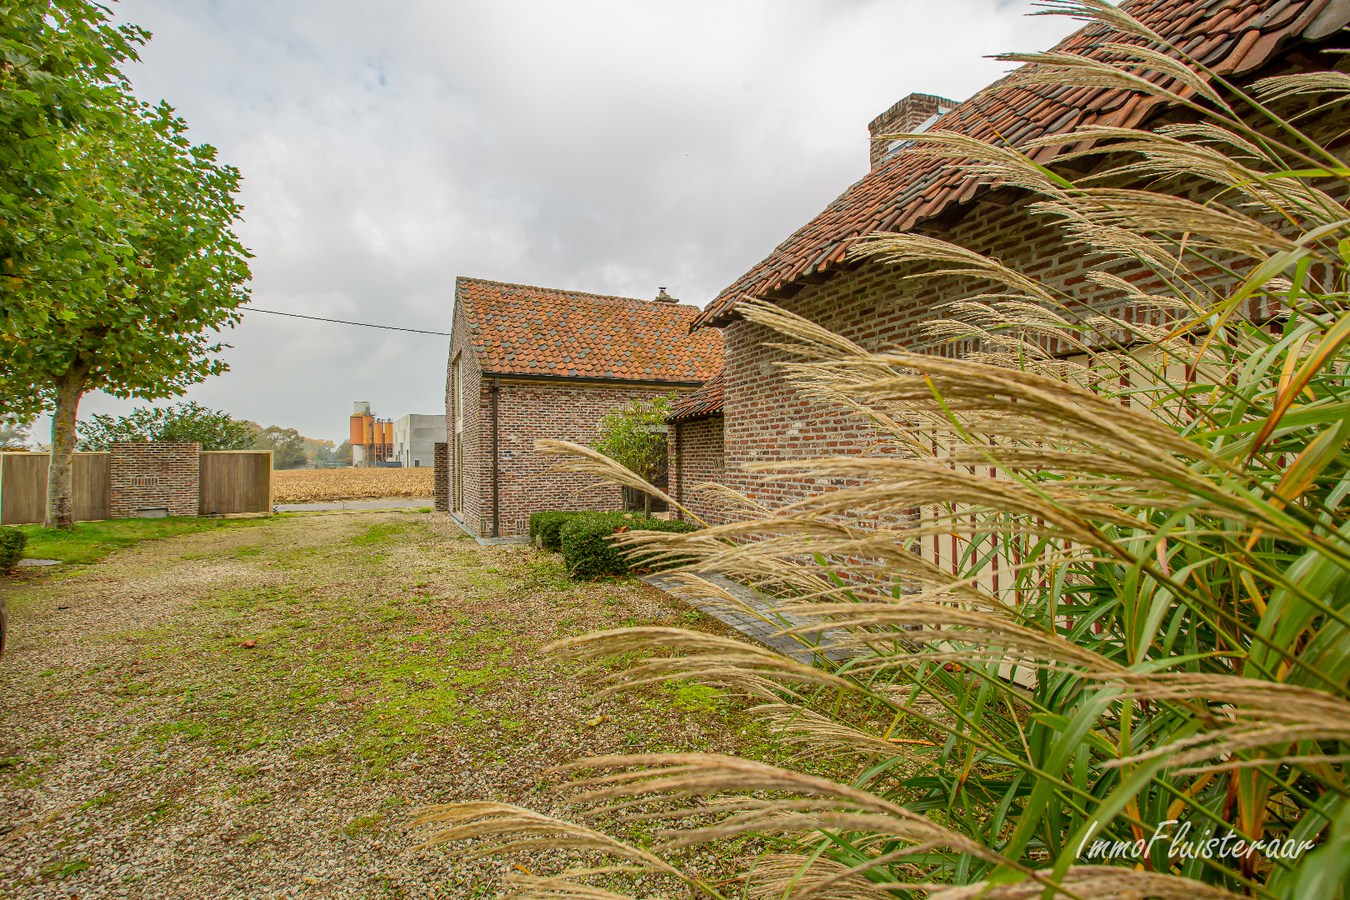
248,307,449,336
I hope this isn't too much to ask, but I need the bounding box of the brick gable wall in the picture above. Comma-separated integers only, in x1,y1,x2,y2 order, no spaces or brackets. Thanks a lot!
447,300,486,529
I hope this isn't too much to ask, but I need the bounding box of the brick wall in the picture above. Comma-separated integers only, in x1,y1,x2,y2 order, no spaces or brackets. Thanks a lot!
446,301,485,528
433,441,448,512
669,416,725,526
480,379,690,537
719,185,1269,519
109,442,200,518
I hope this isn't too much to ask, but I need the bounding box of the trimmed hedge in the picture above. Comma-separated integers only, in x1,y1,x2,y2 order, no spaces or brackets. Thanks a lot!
528,510,588,552
0,528,27,573
558,512,697,581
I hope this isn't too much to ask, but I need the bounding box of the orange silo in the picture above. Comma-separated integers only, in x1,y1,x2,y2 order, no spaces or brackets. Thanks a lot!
350,402,374,466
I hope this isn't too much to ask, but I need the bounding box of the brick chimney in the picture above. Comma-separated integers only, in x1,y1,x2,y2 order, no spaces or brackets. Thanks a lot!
868,92,957,170
654,287,678,304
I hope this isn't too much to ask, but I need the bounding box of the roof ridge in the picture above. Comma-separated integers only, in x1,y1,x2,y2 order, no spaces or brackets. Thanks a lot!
455,275,695,311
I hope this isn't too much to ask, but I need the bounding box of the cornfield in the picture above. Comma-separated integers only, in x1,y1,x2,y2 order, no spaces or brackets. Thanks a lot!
271,467,433,503
415,4,1350,899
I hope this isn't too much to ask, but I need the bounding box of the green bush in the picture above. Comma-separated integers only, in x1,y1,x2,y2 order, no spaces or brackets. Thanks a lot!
559,512,697,581
528,510,587,552
0,528,27,573
558,513,627,580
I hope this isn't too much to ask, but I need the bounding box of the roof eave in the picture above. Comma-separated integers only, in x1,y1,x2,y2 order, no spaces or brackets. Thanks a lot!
481,370,709,388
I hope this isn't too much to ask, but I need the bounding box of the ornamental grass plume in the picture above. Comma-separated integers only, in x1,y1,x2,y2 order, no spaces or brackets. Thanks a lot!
418,4,1350,897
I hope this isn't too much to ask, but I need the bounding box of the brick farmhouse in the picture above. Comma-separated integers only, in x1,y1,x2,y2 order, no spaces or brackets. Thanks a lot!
446,277,721,537
667,0,1350,529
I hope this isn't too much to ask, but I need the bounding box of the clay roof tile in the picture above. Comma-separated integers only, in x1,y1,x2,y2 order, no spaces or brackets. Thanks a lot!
668,369,726,420
456,278,722,384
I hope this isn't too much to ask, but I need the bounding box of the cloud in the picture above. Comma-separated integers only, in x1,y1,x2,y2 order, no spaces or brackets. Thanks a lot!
33,0,1077,445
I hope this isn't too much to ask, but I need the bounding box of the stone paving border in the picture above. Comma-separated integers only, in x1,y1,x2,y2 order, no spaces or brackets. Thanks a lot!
641,572,849,666
445,513,530,546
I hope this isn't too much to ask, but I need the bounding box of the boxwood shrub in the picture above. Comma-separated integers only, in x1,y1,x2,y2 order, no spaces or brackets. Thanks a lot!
528,510,586,552
559,512,697,581
0,528,27,573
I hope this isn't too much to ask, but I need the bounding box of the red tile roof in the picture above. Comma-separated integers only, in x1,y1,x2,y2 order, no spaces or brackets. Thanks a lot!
668,368,725,420
693,0,1348,329
456,277,722,383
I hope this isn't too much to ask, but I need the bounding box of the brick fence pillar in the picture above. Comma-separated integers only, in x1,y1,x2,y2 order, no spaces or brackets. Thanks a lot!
109,441,200,518
433,442,449,512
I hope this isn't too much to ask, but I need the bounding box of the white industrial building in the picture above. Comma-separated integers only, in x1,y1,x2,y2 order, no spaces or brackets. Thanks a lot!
391,414,445,468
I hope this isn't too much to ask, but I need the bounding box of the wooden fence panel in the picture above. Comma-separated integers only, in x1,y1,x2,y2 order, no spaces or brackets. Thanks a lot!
0,452,111,524
199,451,272,515
74,453,110,522
0,453,47,525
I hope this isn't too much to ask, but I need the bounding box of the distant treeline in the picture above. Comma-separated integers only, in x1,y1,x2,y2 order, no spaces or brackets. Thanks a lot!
70,401,339,470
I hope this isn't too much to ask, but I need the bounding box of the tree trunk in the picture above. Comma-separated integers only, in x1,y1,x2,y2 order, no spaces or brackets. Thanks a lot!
44,367,89,530
644,493,651,520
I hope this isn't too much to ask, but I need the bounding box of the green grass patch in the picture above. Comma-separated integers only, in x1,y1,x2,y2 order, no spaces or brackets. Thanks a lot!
142,720,207,743
661,681,723,714
340,812,385,837
351,523,413,545
17,517,267,566
79,791,118,811
41,856,92,880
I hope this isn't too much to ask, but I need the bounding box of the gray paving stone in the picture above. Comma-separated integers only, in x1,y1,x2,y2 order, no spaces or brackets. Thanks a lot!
641,572,851,666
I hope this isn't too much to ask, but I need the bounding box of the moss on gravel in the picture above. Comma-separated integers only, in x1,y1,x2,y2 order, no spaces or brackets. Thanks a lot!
0,510,802,898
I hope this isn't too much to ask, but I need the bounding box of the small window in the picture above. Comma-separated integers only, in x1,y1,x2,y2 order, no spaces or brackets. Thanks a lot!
414,459,420,467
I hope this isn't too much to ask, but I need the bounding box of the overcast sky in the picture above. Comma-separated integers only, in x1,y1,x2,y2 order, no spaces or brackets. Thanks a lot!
33,0,1079,447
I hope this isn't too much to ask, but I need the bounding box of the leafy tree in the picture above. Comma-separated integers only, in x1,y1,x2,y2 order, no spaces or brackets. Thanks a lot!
1,1,145,324
335,440,352,465
252,426,306,470
592,394,673,517
75,401,252,451
0,421,30,450
0,70,251,527
302,436,334,465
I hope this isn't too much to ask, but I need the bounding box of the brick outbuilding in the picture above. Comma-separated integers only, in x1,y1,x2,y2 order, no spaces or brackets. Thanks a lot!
669,0,1350,528
446,278,722,537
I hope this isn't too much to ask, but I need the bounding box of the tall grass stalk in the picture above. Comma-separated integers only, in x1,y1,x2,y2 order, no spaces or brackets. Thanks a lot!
418,5,1350,898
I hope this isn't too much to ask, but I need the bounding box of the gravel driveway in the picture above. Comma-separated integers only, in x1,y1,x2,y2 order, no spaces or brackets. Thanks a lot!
0,512,766,899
